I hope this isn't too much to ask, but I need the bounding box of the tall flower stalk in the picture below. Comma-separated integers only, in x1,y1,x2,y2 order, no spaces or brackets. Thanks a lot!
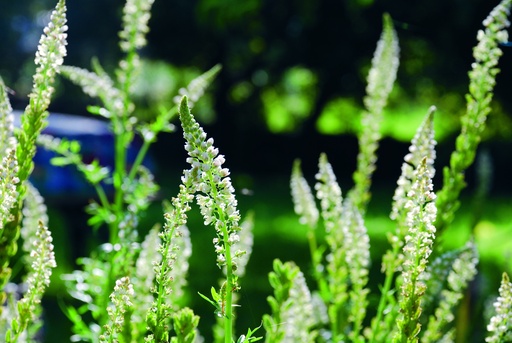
393,156,437,343
314,154,348,340
348,13,399,213
435,0,512,233
370,107,436,343
0,0,67,311
7,221,56,343
146,193,194,342
179,96,248,343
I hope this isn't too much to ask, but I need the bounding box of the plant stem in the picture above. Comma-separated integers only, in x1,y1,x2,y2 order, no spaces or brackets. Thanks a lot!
128,139,150,181
95,184,111,212
370,245,400,343
223,223,234,343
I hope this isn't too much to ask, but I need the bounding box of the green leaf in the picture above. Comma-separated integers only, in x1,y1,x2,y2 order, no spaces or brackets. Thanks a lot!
198,291,219,310
50,156,72,166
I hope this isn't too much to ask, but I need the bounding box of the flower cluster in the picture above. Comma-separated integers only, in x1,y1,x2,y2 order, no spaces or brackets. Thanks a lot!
23,222,56,299
21,183,49,257
290,160,319,229
342,202,370,277
100,277,134,343
117,0,155,98
364,13,400,116
229,213,254,278
60,66,124,117
350,13,399,211
0,147,19,230
394,157,437,343
402,159,437,274
119,0,155,52
0,84,17,226
167,225,192,303
342,200,370,341
146,182,194,342
391,107,436,225
263,260,316,343
27,0,67,114
7,221,56,343
314,153,342,235
0,80,15,155
315,153,371,340
421,241,478,342
281,267,316,342
384,108,436,274
436,0,512,233
17,0,67,191
179,96,241,270
131,227,160,339
369,107,437,342
486,273,512,343
173,65,222,108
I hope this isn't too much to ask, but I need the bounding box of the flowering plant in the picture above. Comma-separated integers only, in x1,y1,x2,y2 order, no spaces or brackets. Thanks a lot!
0,0,511,342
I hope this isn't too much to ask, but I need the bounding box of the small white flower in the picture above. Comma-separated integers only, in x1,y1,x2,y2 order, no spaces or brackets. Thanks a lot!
486,273,512,342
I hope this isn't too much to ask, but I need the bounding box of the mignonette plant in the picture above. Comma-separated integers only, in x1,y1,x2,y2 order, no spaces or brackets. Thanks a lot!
0,0,511,343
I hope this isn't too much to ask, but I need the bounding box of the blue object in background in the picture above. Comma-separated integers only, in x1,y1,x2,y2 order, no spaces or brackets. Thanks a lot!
13,110,152,202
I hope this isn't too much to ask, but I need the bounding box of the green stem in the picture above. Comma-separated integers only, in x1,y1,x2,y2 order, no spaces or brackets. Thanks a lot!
94,184,111,212
223,223,234,343
111,45,138,242
128,138,150,181
102,48,137,327
331,309,340,341
307,230,318,277
370,245,400,343
206,168,235,342
351,289,364,343
112,122,127,243
307,229,330,301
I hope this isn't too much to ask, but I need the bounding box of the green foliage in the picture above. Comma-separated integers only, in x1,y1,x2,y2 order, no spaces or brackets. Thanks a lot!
1,0,512,342
99,277,134,343
316,97,362,135
179,96,261,342
261,66,318,133
171,307,200,343
263,259,316,343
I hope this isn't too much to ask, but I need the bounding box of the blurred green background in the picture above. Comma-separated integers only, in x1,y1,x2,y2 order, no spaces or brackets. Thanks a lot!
1,0,512,342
